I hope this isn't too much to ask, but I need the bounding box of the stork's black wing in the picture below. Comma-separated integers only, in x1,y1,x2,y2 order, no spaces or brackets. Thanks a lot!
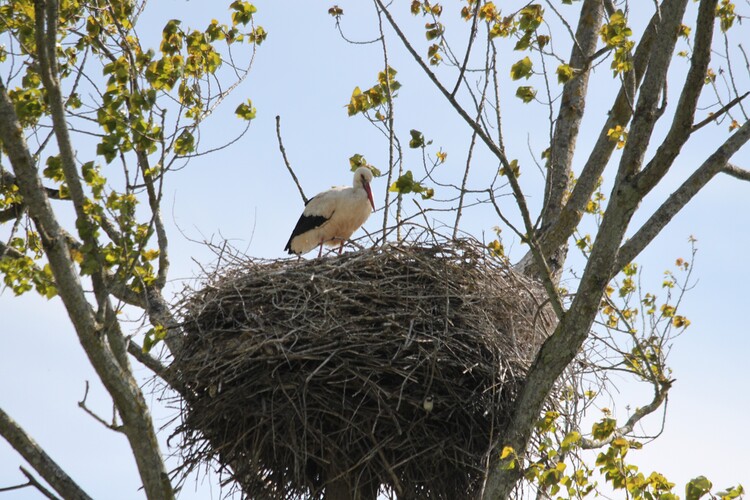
284,207,330,254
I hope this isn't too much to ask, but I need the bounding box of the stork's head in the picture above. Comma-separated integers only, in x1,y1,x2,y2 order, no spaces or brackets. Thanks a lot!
353,167,375,211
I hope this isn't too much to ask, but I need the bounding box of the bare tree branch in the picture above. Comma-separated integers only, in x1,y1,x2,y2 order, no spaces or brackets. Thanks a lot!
539,0,604,229
483,2,692,496
691,91,750,132
451,0,480,98
136,149,171,291
0,466,61,499
635,0,721,196
78,381,123,432
722,162,750,181
581,381,671,450
275,115,308,204
0,3,175,497
374,1,400,240
127,340,185,394
0,407,93,500
374,0,564,318
535,6,660,261
616,119,750,270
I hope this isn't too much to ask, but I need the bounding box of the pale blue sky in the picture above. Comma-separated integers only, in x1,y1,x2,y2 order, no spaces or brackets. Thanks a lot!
1,1,748,498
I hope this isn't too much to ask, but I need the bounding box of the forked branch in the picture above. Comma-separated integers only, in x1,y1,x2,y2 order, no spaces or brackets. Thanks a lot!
0,407,93,500
616,119,750,271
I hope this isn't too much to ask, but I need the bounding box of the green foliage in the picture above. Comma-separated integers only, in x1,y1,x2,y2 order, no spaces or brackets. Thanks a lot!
425,22,444,41
408,129,426,148
487,240,505,258
523,408,745,500
607,125,628,149
600,10,634,76
0,180,23,208
427,43,442,65
591,417,616,440
0,231,56,298
348,154,381,177
8,86,47,127
230,1,258,26
717,484,745,500
174,130,196,155
556,64,575,83
716,0,736,32
235,99,257,120
687,476,714,500
142,325,167,353
0,255,56,298
518,5,543,32
515,86,536,103
389,170,434,200
0,0,263,308
499,159,521,177
347,66,401,116
410,1,443,17
510,57,533,80
498,445,517,470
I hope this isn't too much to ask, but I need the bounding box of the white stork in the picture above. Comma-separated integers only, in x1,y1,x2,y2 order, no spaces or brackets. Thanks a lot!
284,167,375,257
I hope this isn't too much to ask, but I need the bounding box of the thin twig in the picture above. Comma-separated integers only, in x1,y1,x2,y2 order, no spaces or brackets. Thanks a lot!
78,381,123,433
451,0,480,98
691,91,750,131
0,467,59,499
275,115,308,204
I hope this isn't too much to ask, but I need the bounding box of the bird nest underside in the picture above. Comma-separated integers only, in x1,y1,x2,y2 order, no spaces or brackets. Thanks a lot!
171,240,556,499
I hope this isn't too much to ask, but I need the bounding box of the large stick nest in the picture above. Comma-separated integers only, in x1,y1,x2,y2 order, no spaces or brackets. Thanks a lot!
172,240,555,499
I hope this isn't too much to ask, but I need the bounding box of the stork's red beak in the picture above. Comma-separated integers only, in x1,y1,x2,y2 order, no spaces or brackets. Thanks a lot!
364,182,375,211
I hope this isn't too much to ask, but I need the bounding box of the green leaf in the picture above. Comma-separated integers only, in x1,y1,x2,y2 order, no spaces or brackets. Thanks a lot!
96,134,121,164
142,329,156,353
716,1,736,32
514,31,532,51
556,64,575,83
348,154,381,176
389,170,417,194
425,22,444,40
591,417,616,440
518,4,543,32
510,56,533,80
499,446,516,470
349,153,367,170
43,156,65,182
717,485,744,499
515,86,536,103
686,476,713,500
389,170,432,199
230,0,257,26
499,159,520,177
174,129,195,155
561,431,581,450
409,129,425,148
235,99,256,121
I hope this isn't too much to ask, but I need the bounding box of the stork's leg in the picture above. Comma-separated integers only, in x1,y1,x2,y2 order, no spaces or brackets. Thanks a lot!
338,241,344,255
317,243,324,258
